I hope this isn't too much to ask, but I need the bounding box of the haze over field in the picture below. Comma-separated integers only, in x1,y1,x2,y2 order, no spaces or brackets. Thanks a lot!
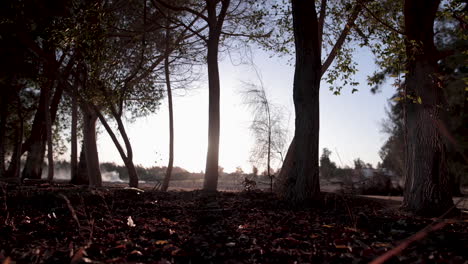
96,48,394,173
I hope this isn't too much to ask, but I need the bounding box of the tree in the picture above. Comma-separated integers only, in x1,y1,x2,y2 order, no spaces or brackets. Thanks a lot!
319,148,337,179
70,78,79,183
158,7,205,191
0,10,38,179
161,30,175,192
401,0,454,215
0,0,74,181
268,0,367,202
370,1,466,215
378,99,405,178
67,0,173,187
367,0,464,215
242,78,288,192
154,0,270,192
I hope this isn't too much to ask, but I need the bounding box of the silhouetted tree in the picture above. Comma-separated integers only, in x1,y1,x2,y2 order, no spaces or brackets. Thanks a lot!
242,79,289,192
320,148,337,179
154,0,271,192
272,0,368,202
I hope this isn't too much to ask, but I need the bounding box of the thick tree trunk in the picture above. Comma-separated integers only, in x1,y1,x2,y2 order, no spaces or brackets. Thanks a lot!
82,105,102,187
22,86,47,180
277,0,321,203
203,38,221,192
5,107,23,179
162,54,174,192
22,83,63,180
402,0,454,216
203,0,229,192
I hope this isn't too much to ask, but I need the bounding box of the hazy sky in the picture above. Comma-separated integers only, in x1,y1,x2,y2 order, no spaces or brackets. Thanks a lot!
96,46,395,173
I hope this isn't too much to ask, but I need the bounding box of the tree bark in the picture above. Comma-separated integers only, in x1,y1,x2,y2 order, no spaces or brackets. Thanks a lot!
82,105,102,187
402,0,454,216
277,0,321,203
162,51,174,192
203,0,230,192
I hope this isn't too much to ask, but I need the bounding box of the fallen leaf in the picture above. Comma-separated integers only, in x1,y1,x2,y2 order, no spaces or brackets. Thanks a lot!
70,248,86,264
372,242,393,248
130,250,143,256
127,216,136,227
155,240,169,245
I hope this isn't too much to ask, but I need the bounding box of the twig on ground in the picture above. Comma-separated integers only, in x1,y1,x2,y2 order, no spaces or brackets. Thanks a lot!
370,197,466,264
59,194,81,229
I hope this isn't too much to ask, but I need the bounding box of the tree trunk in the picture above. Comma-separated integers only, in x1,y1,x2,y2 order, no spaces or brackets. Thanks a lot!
82,105,102,187
125,161,139,188
450,172,462,197
44,83,54,181
6,97,23,179
277,0,321,203
70,87,78,183
93,104,139,187
402,0,454,216
72,141,89,185
22,82,63,179
0,95,7,178
6,122,23,179
22,86,47,180
203,0,229,192
162,53,174,192
267,117,272,192
112,113,138,187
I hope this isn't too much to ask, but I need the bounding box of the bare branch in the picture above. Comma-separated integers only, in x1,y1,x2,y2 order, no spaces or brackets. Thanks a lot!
321,4,362,76
318,0,327,48
214,0,231,34
152,0,209,23
220,30,272,38
153,2,209,43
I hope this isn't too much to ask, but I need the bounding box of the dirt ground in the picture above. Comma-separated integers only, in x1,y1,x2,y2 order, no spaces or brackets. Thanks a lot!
0,183,467,263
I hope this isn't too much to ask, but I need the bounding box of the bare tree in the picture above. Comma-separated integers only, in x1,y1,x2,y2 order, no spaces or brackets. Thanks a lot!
241,73,289,192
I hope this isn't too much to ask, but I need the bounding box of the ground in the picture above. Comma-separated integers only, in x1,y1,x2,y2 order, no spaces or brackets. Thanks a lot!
0,183,467,264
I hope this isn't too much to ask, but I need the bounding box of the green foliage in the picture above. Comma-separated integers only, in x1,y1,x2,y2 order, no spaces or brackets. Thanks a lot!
374,0,468,190
259,0,367,94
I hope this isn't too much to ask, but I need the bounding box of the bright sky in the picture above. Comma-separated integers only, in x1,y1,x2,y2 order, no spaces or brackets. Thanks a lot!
96,46,395,173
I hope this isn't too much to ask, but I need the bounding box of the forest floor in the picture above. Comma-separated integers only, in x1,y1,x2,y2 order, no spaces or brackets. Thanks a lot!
0,183,467,264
